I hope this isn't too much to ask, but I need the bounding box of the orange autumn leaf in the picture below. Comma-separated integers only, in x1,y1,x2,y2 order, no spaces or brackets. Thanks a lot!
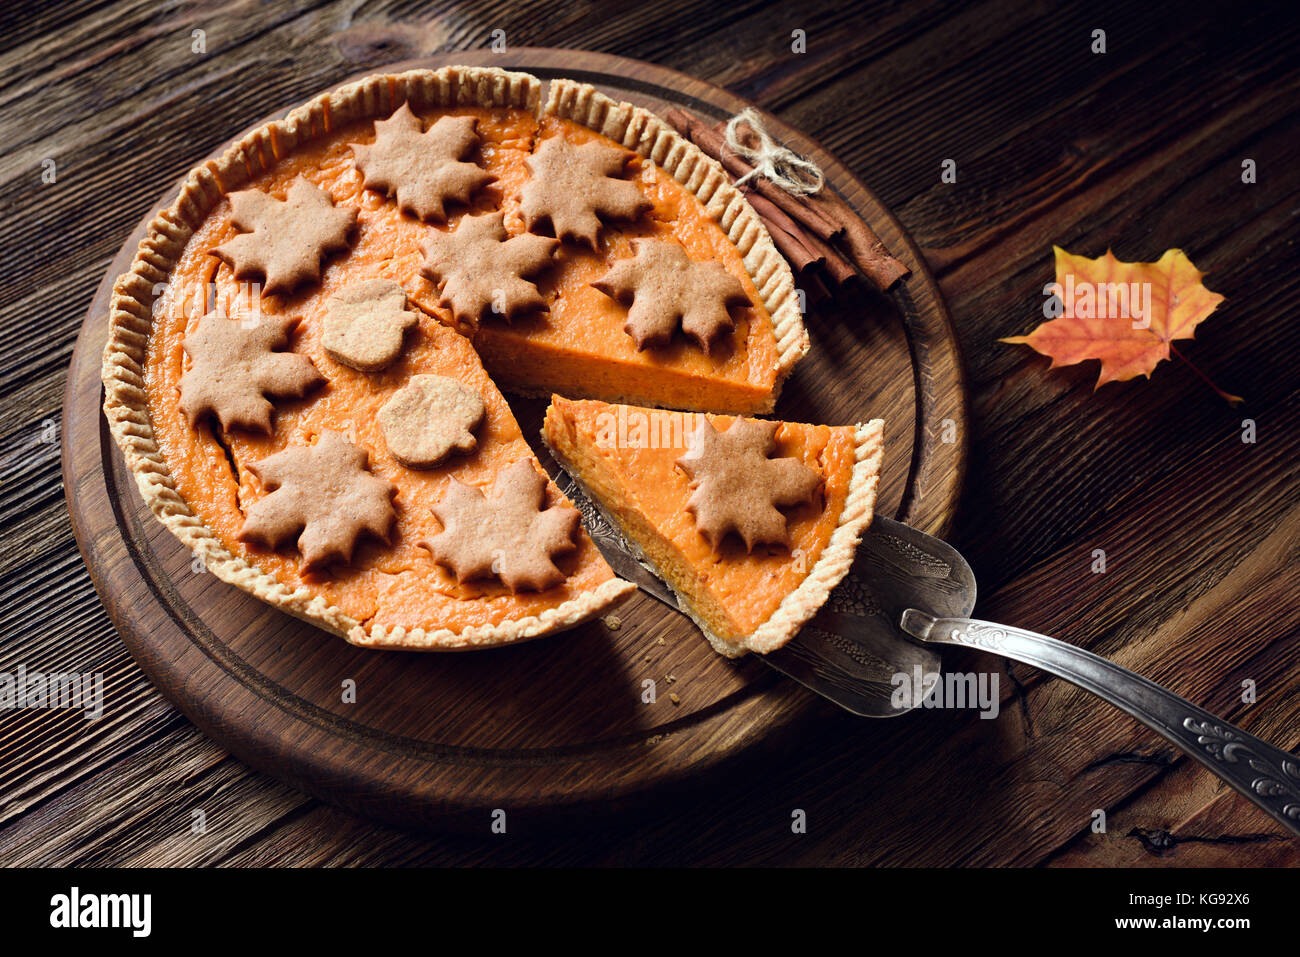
1002,246,1231,396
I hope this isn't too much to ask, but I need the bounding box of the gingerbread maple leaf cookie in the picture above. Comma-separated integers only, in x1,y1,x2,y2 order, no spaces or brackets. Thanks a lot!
351,104,493,222
593,239,750,352
178,313,324,433
211,177,356,294
378,374,486,468
677,418,822,551
519,136,651,248
322,279,418,372
239,430,396,572
420,211,557,326
422,459,579,591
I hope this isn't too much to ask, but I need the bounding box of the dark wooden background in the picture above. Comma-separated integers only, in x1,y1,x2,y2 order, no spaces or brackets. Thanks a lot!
2,0,1297,866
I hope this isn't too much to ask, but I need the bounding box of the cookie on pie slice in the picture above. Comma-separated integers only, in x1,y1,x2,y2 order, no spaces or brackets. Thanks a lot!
542,396,884,657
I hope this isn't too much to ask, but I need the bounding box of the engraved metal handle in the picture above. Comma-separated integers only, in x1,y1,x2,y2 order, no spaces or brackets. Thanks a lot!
901,611,1300,838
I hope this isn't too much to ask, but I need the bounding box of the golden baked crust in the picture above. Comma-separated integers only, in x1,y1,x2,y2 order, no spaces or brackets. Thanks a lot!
743,420,883,655
102,66,657,651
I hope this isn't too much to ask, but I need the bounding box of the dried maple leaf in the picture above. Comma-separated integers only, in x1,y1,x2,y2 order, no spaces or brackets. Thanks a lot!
677,418,822,551
1001,246,1236,402
179,313,324,433
593,239,750,352
351,104,493,222
422,459,579,591
239,430,396,572
211,177,356,294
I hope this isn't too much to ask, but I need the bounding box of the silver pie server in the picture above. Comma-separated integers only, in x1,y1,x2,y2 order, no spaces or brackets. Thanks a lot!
553,469,1300,837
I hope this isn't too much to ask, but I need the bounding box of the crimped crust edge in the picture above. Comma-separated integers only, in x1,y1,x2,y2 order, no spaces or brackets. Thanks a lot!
100,66,643,651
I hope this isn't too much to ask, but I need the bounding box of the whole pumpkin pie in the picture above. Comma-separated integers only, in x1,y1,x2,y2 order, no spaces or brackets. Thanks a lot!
542,396,885,657
101,66,809,650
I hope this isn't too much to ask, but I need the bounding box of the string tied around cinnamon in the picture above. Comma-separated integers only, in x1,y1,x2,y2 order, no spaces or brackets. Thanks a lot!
722,108,825,197
663,104,909,291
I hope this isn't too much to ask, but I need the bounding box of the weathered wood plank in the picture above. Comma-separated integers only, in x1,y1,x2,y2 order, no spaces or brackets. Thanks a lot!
2,0,1296,866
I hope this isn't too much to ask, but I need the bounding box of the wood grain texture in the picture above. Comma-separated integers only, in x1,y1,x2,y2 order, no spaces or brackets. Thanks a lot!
2,0,1297,866
62,51,965,828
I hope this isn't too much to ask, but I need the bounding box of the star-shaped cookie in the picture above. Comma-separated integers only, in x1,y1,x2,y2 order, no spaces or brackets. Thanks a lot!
421,459,580,591
593,239,750,352
239,430,397,572
677,418,823,551
322,279,419,372
518,135,651,248
351,103,493,222
178,313,324,433
211,177,356,295
420,211,557,326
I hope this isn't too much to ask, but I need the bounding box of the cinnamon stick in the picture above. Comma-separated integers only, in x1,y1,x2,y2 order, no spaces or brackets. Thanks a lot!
803,229,858,286
744,189,857,283
763,217,823,273
807,190,911,290
664,108,844,242
741,190,821,266
802,271,832,306
722,116,910,290
663,106,911,292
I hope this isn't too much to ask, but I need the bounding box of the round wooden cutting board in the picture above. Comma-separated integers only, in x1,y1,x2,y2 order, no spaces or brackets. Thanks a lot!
63,49,967,830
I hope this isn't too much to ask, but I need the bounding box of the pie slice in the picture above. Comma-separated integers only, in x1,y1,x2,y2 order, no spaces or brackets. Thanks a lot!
542,396,885,657
423,80,809,414
100,66,807,650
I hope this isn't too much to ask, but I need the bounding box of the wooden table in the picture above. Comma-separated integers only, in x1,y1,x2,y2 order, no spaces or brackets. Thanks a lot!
2,0,1296,867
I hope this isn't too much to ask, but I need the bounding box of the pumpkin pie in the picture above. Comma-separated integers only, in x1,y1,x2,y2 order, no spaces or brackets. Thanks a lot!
542,396,885,657
101,66,807,649
98,66,813,652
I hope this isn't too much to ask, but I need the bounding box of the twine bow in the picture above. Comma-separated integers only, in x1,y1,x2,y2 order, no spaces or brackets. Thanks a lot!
722,108,825,196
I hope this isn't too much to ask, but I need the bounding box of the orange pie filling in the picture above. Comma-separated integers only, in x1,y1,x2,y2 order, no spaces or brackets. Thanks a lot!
143,103,791,637
542,396,859,643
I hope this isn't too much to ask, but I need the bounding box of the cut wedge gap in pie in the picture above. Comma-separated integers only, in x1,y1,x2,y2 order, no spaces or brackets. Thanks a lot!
542,396,885,657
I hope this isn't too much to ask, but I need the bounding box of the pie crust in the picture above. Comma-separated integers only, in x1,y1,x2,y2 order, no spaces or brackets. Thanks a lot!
101,66,807,650
543,397,885,657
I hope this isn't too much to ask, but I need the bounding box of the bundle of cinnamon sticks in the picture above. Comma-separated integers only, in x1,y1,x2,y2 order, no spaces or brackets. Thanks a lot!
663,107,909,295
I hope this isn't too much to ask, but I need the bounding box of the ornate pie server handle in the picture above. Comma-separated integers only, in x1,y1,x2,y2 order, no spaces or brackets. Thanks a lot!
901,611,1300,838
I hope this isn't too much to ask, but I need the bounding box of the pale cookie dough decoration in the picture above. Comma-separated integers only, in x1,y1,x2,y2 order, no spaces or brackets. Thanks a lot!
178,313,324,434
378,374,486,469
239,430,397,572
420,211,558,326
351,104,494,222
677,417,823,551
519,135,651,248
322,279,419,372
422,459,581,592
593,238,750,352
210,177,356,294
